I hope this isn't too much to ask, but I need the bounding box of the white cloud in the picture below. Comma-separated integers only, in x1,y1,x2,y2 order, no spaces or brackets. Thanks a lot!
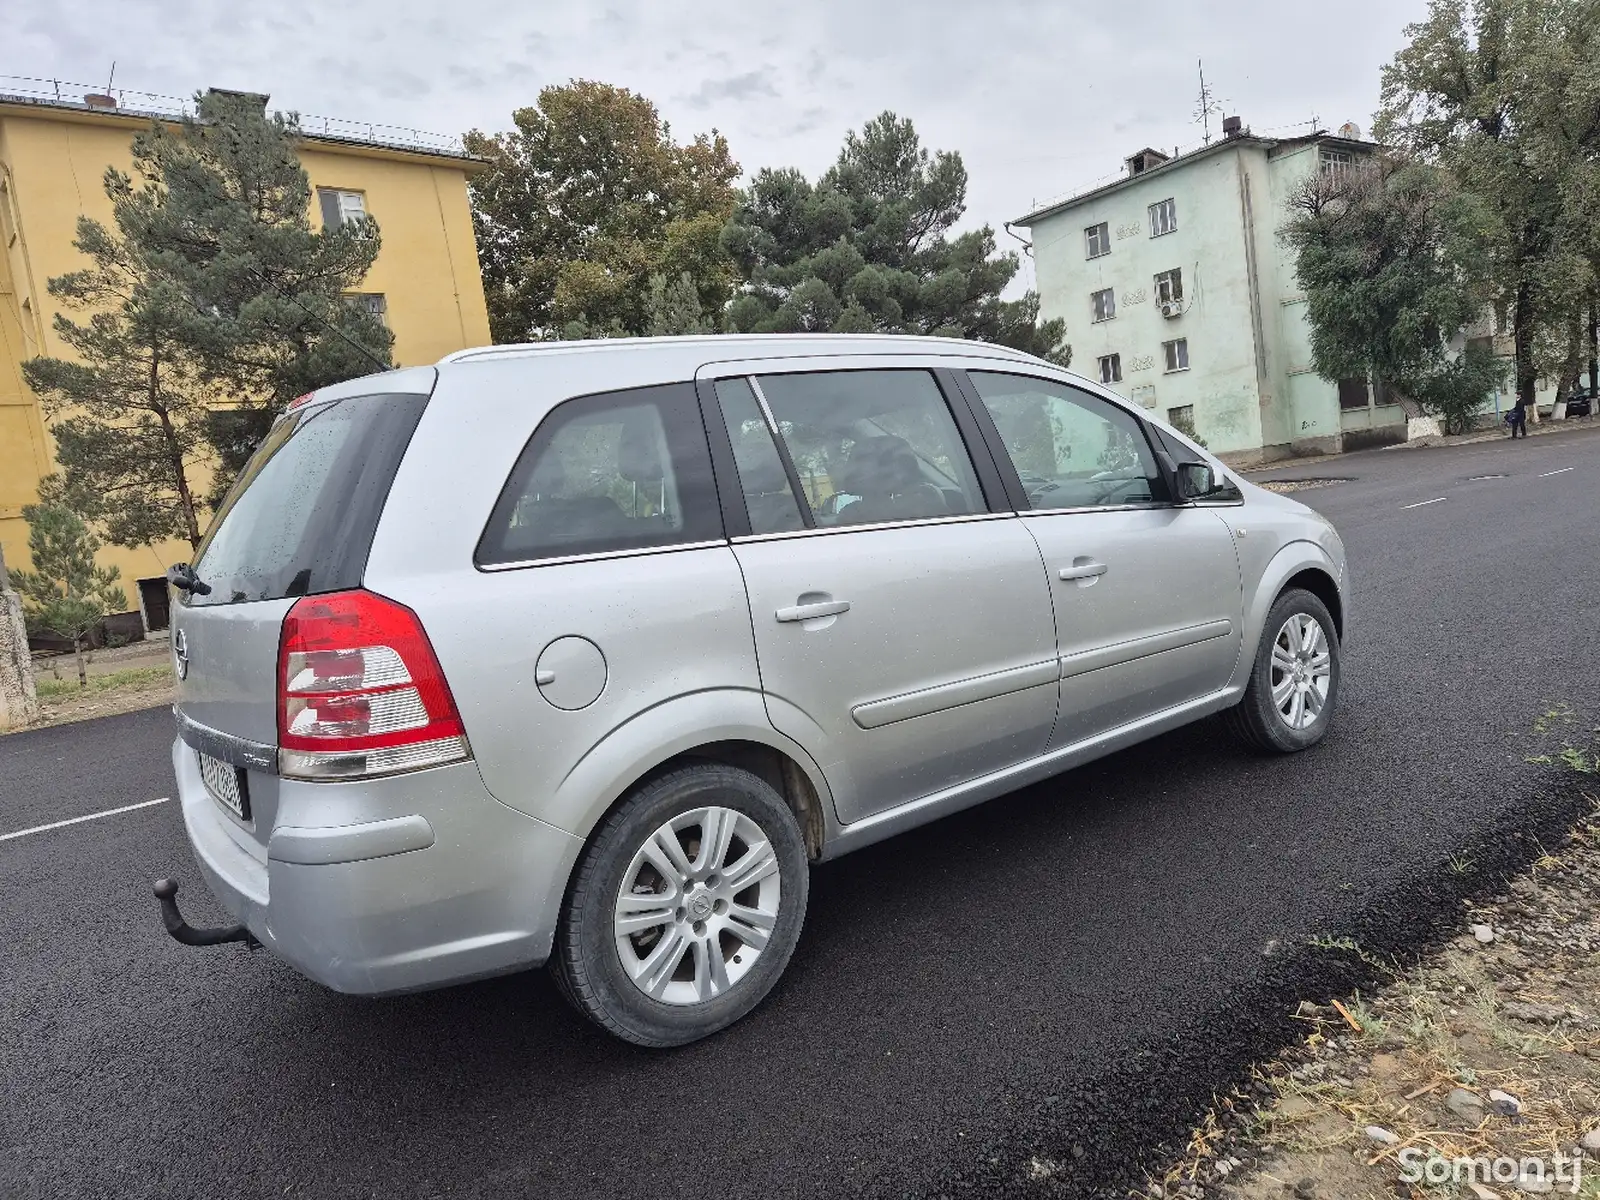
11,0,1424,253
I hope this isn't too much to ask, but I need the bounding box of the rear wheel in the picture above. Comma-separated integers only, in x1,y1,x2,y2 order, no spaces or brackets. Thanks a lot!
1224,587,1340,753
551,764,809,1047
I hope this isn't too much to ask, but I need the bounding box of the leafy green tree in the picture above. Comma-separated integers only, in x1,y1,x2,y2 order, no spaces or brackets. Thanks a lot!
10,481,128,687
465,81,741,342
20,202,213,549
119,89,393,495
721,112,1070,365
1283,156,1504,432
1376,0,1597,411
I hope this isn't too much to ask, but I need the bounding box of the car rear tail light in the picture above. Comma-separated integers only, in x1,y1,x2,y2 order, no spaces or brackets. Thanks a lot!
277,590,470,780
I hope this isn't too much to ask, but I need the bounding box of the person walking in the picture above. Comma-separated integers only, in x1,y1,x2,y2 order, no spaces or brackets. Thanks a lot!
1509,393,1529,438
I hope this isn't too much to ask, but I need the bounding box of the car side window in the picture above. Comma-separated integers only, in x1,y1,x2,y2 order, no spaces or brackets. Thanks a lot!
753,370,985,527
966,371,1166,509
712,378,807,535
477,382,722,566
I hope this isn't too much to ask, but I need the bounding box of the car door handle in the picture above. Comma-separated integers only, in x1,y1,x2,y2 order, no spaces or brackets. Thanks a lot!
775,600,851,623
1058,562,1108,581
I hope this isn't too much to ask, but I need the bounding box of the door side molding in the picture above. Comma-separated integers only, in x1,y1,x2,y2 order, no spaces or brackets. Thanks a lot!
1057,619,1234,679
851,659,1059,730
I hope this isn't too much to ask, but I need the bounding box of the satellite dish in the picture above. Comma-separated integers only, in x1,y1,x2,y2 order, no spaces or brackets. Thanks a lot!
1337,121,1361,140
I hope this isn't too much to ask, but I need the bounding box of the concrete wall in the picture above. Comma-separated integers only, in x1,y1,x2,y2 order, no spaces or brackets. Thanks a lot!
0,555,38,729
0,102,491,604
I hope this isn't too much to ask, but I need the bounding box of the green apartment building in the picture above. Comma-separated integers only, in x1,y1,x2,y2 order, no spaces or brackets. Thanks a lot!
1016,123,1409,463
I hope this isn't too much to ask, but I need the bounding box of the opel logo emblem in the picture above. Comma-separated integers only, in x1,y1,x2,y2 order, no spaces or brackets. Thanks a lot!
173,629,189,681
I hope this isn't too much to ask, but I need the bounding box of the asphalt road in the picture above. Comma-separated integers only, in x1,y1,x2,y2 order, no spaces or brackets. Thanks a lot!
3,427,1598,1200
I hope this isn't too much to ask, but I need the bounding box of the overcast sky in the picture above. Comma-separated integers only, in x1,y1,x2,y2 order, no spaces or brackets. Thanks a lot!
13,0,1424,291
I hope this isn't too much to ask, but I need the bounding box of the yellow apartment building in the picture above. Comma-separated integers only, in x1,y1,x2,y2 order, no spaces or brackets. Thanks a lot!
0,82,491,632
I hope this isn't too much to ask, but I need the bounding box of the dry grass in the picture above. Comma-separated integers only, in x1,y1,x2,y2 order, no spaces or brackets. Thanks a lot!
34,665,172,699
7,662,174,732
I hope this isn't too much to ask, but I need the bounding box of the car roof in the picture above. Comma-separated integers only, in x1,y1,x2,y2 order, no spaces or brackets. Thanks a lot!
437,333,1046,371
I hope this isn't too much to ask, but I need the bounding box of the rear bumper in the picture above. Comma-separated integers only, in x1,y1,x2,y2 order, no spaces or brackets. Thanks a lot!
172,741,582,995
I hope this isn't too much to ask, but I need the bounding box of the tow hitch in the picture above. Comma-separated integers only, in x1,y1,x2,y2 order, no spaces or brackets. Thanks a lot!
153,879,260,949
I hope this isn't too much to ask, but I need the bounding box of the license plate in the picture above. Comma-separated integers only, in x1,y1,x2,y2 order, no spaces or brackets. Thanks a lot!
199,752,250,820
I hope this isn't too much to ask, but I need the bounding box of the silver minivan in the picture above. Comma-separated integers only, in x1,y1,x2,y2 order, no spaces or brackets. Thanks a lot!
161,334,1347,1045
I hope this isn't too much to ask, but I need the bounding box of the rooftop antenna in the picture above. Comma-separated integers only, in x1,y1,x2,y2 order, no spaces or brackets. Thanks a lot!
1193,60,1225,145
105,60,116,96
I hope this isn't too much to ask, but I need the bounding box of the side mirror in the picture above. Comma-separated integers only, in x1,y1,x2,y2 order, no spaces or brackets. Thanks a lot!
1173,461,1216,500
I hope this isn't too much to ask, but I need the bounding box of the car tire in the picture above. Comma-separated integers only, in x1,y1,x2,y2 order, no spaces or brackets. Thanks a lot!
550,763,809,1047
1224,587,1341,754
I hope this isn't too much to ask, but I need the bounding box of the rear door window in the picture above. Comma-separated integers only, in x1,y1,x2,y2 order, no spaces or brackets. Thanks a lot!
711,378,807,536
189,392,427,606
753,370,985,527
477,382,722,566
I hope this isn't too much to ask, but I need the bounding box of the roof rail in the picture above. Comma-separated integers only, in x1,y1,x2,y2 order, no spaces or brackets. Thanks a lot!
439,333,1044,366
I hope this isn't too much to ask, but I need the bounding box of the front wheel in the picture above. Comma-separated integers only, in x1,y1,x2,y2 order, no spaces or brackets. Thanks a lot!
1224,587,1341,753
550,764,809,1047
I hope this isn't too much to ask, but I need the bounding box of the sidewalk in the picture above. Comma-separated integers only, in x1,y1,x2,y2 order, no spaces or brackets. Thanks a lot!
1243,413,1600,477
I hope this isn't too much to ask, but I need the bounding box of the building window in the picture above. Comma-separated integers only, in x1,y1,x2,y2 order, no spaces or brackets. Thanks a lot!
318,188,367,228
1091,288,1116,323
1320,148,1355,176
1085,222,1111,259
1098,354,1122,384
1337,378,1371,410
1162,338,1189,372
1153,268,1184,305
345,293,388,326
1167,405,1196,433
1149,198,1176,237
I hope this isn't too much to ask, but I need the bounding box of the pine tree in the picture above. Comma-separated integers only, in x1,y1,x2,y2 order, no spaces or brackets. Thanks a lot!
122,89,394,494
10,481,128,688
644,272,718,336
20,187,214,549
722,112,1070,365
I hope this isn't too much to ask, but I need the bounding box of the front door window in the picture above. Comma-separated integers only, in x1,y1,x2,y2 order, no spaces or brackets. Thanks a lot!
965,372,1166,509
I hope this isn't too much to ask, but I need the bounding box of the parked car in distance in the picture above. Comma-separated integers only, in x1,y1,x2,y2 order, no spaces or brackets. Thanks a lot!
1565,386,1594,418
163,335,1348,1046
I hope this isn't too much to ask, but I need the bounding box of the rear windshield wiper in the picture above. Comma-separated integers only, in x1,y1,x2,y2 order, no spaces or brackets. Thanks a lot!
166,563,212,596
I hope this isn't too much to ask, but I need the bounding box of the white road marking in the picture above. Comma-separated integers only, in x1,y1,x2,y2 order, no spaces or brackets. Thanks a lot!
1539,467,1575,477
1401,497,1448,509
0,797,169,843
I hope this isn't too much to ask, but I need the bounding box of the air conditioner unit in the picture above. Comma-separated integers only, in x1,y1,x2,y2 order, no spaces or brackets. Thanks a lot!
1158,300,1182,318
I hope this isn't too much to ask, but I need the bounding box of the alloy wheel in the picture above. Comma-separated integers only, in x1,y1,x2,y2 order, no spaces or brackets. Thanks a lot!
613,806,781,1005
1270,612,1332,731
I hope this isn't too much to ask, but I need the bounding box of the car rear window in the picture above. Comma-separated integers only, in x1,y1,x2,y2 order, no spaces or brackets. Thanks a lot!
187,393,427,606
476,382,722,567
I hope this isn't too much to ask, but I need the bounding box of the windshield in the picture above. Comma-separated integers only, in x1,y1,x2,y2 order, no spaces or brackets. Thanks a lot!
187,392,427,606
